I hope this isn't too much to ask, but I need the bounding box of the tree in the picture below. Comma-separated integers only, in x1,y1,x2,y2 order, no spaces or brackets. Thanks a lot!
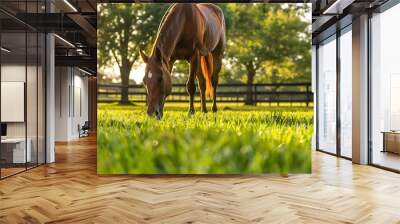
98,3,311,104
225,4,310,104
97,3,170,104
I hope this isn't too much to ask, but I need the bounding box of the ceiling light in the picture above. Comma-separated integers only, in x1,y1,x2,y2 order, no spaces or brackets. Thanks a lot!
54,34,75,48
1,47,11,53
63,0,78,12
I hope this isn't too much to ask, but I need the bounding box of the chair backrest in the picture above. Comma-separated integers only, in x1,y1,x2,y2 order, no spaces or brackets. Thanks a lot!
82,121,90,129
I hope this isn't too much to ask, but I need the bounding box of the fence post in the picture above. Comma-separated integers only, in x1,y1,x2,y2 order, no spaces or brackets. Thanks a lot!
254,85,257,105
276,84,279,107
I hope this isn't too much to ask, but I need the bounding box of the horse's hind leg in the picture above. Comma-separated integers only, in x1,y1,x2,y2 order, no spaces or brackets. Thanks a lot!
187,58,197,115
212,57,221,113
197,73,208,113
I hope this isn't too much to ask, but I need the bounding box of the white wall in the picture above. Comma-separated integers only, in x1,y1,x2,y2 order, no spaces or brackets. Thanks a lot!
1,63,46,164
55,67,89,141
1,65,28,138
71,73,89,138
55,66,69,141
1,64,26,127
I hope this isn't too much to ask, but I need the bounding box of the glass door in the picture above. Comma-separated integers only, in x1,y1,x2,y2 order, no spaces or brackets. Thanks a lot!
0,1,47,179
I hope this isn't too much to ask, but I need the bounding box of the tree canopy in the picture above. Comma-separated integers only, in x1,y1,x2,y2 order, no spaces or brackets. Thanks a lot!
97,3,169,102
97,3,311,102
216,4,311,82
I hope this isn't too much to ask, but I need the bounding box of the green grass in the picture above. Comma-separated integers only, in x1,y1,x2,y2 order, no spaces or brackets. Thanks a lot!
97,103,313,174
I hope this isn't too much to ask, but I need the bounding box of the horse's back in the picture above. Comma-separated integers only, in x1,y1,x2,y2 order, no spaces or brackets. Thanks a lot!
196,4,225,35
194,4,225,54
165,3,225,58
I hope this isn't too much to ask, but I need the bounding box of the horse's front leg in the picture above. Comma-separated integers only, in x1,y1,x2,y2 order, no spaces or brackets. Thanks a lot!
212,81,218,113
212,49,223,112
187,58,197,115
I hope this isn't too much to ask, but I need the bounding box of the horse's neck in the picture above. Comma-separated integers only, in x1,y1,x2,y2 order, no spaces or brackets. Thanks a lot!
152,4,187,62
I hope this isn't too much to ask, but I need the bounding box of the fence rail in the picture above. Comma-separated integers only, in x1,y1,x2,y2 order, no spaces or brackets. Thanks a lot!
98,82,313,106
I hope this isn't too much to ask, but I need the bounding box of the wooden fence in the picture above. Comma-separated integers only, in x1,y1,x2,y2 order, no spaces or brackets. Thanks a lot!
98,82,313,106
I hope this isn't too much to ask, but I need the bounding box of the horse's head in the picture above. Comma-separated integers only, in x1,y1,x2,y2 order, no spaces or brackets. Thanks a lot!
140,49,172,119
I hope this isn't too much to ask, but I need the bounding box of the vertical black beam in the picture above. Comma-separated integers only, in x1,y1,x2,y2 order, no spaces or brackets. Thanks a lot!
69,69,71,117
73,68,75,117
367,11,373,165
0,17,2,179
336,29,341,157
44,0,48,164
315,44,319,151
36,0,39,167
25,0,28,171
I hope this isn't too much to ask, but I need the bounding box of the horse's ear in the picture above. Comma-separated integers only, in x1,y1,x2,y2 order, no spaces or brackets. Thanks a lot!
140,49,149,63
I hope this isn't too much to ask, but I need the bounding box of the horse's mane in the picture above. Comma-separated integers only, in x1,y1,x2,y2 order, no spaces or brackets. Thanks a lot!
150,3,177,57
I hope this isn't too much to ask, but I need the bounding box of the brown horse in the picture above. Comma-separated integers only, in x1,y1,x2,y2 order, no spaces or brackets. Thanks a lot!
140,3,225,119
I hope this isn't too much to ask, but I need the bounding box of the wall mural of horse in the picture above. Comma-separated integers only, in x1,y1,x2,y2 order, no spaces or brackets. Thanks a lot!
140,3,226,119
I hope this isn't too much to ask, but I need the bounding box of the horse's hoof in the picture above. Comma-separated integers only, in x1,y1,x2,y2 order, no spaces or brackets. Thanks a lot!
201,109,208,113
188,109,195,116
212,107,217,113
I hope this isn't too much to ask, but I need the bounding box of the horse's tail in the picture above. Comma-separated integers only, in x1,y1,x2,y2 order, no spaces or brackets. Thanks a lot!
200,53,214,99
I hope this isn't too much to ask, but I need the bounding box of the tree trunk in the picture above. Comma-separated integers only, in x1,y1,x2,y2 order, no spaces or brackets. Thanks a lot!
245,64,256,105
120,65,130,104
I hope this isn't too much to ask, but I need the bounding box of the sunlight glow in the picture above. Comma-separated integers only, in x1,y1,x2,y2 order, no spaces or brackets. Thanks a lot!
102,63,146,84
130,63,146,83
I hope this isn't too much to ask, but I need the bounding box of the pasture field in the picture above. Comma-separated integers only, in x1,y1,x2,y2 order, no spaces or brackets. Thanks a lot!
97,103,313,174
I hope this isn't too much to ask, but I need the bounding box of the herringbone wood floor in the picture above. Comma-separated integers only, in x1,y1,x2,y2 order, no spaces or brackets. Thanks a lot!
1,135,400,224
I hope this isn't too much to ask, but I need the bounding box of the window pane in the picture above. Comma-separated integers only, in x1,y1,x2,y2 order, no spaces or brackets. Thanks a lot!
318,35,337,154
340,28,352,158
1,30,27,177
27,31,38,169
371,4,400,171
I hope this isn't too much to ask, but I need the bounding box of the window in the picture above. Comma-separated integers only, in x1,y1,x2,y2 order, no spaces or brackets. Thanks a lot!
0,1,46,179
339,26,352,158
317,35,337,154
370,3,400,171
